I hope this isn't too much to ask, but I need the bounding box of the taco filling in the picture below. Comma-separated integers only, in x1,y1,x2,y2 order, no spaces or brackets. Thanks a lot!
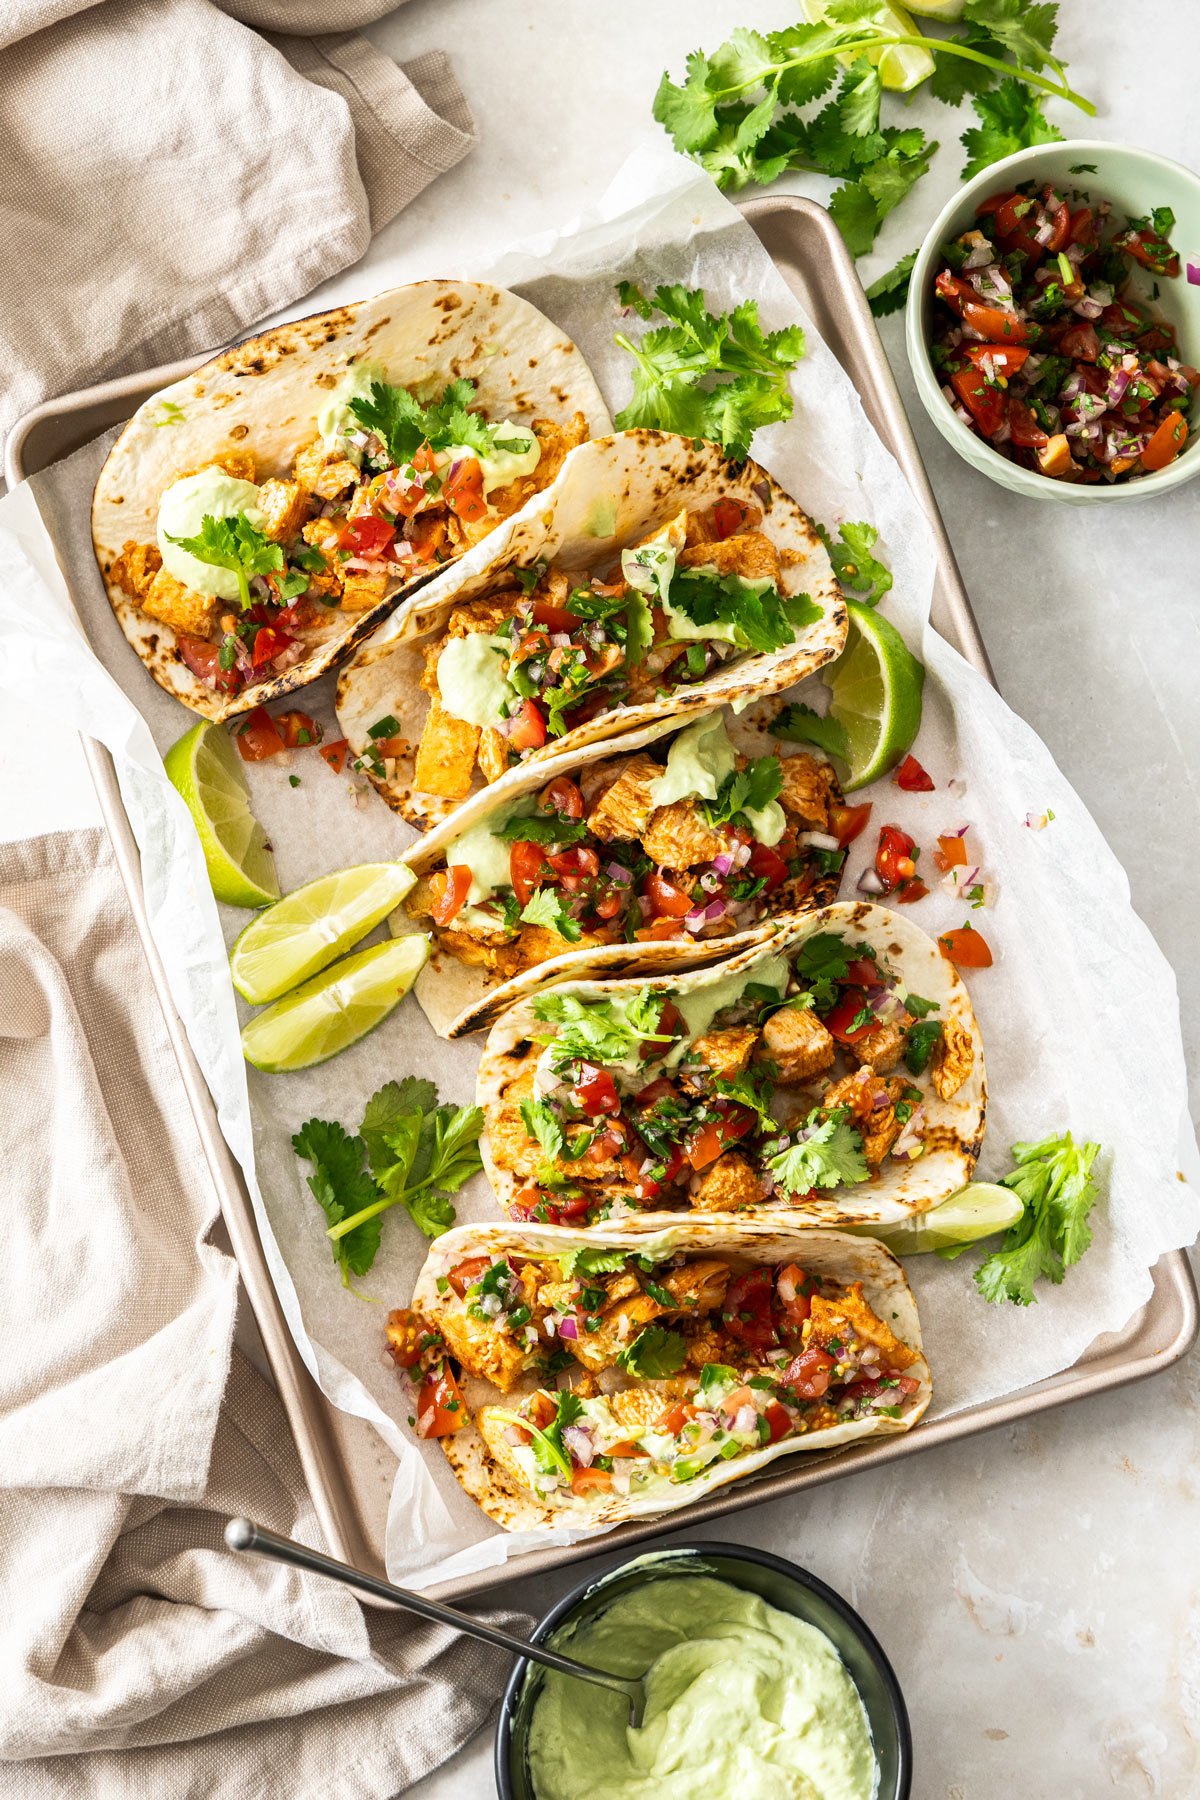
387,1244,923,1507
404,714,847,975
399,497,823,802
484,930,976,1226
107,375,587,701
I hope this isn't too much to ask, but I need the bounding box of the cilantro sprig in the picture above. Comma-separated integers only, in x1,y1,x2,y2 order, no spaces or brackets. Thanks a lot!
974,1132,1102,1305
766,1108,869,1196
165,511,283,612
618,1325,688,1379
613,282,805,461
533,989,674,1068
703,755,784,833
770,702,849,761
667,566,820,653
349,376,499,469
818,521,893,606
292,1077,483,1285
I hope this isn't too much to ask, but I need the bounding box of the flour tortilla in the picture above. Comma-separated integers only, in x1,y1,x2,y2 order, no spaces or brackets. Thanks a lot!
476,900,987,1230
91,281,612,721
395,707,845,1038
335,429,847,829
410,1220,929,1533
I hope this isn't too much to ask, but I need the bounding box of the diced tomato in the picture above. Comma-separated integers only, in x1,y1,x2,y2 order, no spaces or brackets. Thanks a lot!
1117,230,1180,278
619,1141,685,1198
429,864,472,926
644,872,694,918
604,1439,651,1459
384,1308,426,1369
444,457,487,523
936,834,969,870
974,190,1017,219
841,1373,920,1408
934,270,976,317
341,515,395,558
895,754,934,792
249,625,294,670
712,496,751,539
641,999,685,1058
510,1186,592,1225
963,344,1030,379
892,879,929,904
721,1268,779,1351
570,1467,613,1496
543,776,584,819
718,1385,757,1422
234,706,287,761
574,1065,621,1117
1044,200,1071,254
774,1262,812,1333
447,1256,493,1298
1007,396,1049,450
748,842,790,893
414,1362,468,1438
177,633,240,695
1100,300,1145,337
824,987,874,1045
875,824,918,891
830,802,872,849
635,919,684,941
938,924,993,968
635,1076,678,1106
781,1345,836,1399
963,301,1034,344
319,738,349,774
507,698,547,752
763,1400,792,1443
592,888,626,921
1141,411,1188,472
278,710,321,749
510,839,552,906
275,597,314,633
1068,206,1095,246
1058,322,1101,363
372,736,406,759
686,1104,756,1172
547,845,600,888
657,1403,698,1436
843,957,878,987
531,599,583,632
951,367,1006,437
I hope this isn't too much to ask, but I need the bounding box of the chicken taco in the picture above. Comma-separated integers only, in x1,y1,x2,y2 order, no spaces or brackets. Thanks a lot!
388,1221,929,1531
476,902,985,1230
399,708,855,1038
92,281,611,720
334,429,847,829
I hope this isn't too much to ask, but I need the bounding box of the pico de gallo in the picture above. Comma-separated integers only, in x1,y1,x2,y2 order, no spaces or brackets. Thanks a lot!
404,713,852,978
484,927,976,1227
931,184,1196,483
386,1244,925,1506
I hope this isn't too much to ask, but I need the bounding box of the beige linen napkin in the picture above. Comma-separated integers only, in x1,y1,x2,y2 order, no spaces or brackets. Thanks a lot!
0,828,523,1795
0,0,476,456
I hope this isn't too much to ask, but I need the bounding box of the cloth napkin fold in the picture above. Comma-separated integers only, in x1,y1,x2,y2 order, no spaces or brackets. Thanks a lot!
0,827,525,1796
0,0,477,457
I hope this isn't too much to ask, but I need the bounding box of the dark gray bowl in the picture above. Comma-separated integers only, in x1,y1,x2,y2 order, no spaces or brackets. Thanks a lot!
494,1540,911,1799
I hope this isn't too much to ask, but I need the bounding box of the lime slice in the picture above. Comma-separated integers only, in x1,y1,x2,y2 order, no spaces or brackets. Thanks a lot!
846,1184,1024,1255
825,599,925,791
241,934,430,1073
164,720,279,909
230,862,416,1005
799,0,935,92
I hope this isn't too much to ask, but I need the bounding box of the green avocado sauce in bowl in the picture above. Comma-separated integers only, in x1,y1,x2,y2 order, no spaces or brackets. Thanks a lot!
496,1543,910,1800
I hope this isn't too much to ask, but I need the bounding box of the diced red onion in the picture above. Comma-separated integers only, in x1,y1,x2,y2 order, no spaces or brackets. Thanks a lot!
1066,241,1086,264
962,242,994,272
558,1315,579,1341
605,861,632,885
871,1089,891,1111
752,479,771,505
1188,263,1200,286
993,416,1012,446
562,1424,594,1466
1072,296,1104,321
733,842,752,869
712,851,735,877
550,632,571,649
1034,216,1055,247
857,867,887,896
1105,368,1131,408
698,870,721,894
798,830,840,852
447,459,463,482
733,1405,757,1435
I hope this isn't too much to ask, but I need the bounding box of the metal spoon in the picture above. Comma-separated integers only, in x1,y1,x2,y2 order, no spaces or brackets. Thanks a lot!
224,1517,647,1726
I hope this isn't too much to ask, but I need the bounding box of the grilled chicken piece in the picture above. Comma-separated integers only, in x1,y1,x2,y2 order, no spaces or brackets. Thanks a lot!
439,1301,530,1392
683,501,763,547
413,698,480,798
847,1020,906,1074
566,1294,665,1372
257,477,309,544
806,1285,918,1371
654,1259,731,1313
607,1386,672,1433
293,439,358,501
587,756,659,843
141,567,216,637
341,569,392,612
821,1067,908,1168
758,1007,836,1083
689,1027,760,1083
110,540,161,602
931,1016,974,1100
677,530,781,587
642,801,727,869
689,1152,763,1213
777,754,836,832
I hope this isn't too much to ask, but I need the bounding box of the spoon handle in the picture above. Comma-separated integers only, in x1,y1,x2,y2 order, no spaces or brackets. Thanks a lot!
224,1517,638,1714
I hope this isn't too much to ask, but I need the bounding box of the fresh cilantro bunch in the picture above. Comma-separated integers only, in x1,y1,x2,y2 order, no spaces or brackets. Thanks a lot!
350,376,500,468
704,754,784,831
653,1,1093,268
292,1077,483,1287
165,512,283,612
766,1107,869,1195
613,281,805,461
974,1131,1102,1305
667,566,820,652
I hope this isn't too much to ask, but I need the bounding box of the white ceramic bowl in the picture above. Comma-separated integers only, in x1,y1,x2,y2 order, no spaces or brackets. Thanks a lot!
905,139,1200,505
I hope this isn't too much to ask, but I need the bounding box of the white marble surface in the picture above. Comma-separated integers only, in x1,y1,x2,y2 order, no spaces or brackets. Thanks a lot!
5,2,1198,1792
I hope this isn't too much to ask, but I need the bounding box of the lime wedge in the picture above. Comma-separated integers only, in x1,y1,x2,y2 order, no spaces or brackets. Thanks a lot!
230,862,416,1005
825,599,925,791
799,0,935,92
164,720,279,909
846,1184,1024,1255
903,0,963,18
241,935,430,1073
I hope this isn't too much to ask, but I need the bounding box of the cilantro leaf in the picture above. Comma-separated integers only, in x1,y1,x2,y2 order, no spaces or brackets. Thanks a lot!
819,520,893,605
792,932,875,1010
361,1077,438,1173
292,1118,382,1285
929,24,1002,105
520,1098,564,1165
703,755,784,832
493,811,587,848
962,0,1060,72
770,703,849,761
960,78,1062,182
668,566,818,654
557,1247,630,1279
533,989,671,1067
830,132,936,257
974,1130,1102,1304
165,512,283,613
767,1110,869,1195
618,1325,688,1379
904,1019,944,1075
349,376,498,468
866,250,918,319
520,887,583,942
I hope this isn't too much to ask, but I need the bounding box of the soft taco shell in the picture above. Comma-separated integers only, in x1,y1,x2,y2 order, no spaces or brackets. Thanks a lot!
476,901,987,1230
394,707,845,1038
91,281,611,720
409,1219,930,1534
334,429,847,830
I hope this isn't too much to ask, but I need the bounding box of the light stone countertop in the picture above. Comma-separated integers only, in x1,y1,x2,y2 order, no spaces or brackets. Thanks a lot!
5,3,1196,1792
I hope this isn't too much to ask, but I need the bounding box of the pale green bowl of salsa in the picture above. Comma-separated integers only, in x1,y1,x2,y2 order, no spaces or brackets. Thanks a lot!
495,1540,911,1800
905,138,1200,504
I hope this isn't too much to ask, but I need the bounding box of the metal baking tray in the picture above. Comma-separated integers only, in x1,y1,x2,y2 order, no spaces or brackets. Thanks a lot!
10,195,1195,1604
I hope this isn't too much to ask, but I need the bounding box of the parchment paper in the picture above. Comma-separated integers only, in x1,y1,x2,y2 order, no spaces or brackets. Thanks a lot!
5,146,1197,1590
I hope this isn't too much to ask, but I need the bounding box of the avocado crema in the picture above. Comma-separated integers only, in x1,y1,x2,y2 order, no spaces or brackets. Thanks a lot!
526,1574,876,1800
405,713,846,975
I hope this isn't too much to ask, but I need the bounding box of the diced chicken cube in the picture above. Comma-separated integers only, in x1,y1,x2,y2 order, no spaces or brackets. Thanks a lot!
567,1294,666,1373
758,1006,836,1083
608,1387,670,1434
931,1016,974,1100
413,698,479,798
478,728,514,784
848,1020,906,1074
438,1304,530,1393
257,477,310,544
643,801,726,868
690,1027,760,1083
678,530,781,587
821,1067,907,1168
340,569,392,613
109,540,162,602
587,755,660,843
683,1325,731,1370
777,754,836,832
655,1260,732,1313
689,1152,764,1213
293,439,359,500
806,1285,917,1371
141,567,216,637
683,502,763,546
